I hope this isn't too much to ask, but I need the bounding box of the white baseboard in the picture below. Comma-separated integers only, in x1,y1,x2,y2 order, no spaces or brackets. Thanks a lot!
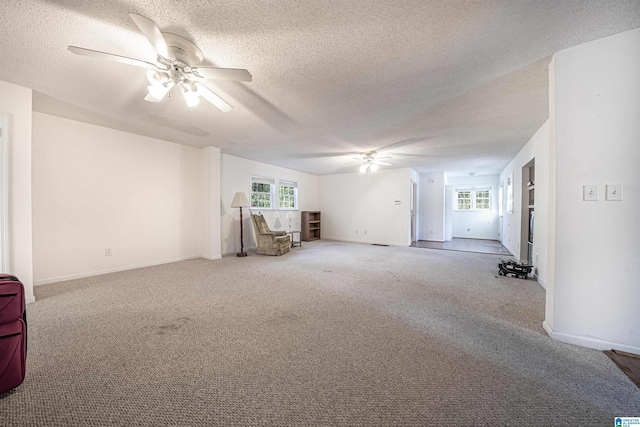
542,321,640,354
34,255,204,286
542,320,553,337
26,295,35,304
536,275,546,290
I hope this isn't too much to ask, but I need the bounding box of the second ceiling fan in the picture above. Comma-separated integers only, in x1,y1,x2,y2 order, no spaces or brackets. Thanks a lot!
69,13,251,112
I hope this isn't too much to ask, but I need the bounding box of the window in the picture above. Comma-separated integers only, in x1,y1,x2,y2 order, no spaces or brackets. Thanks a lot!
278,180,298,210
457,191,471,210
251,176,298,210
455,188,491,210
251,176,275,209
475,190,490,210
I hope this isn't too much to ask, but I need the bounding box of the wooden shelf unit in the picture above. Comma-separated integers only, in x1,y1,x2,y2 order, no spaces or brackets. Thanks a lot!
301,211,321,241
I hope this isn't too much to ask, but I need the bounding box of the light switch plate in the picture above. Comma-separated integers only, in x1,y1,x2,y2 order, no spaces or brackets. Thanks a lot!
583,185,599,201
606,184,623,201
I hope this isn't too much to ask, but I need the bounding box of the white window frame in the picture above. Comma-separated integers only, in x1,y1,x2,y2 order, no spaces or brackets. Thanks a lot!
456,190,472,210
278,180,298,210
250,175,299,211
251,175,275,210
454,187,492,211
498,186,504,217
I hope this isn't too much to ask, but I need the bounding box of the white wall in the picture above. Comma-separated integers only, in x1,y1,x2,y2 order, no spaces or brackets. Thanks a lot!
500,121,549,285
200,147,222,260
220,154,319,255
546,58,558,329
319,168,413,246
446,175,500,240
0,81,34,303
545,27,640,353
418,172,445,242
32,113,205,284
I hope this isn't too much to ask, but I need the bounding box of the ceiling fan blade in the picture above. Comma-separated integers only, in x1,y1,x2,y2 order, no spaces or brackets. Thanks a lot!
375,156,392,160
128,13,175,61
374,161,393,166
192,67,252,82
68,46,159,69
194,82,233,112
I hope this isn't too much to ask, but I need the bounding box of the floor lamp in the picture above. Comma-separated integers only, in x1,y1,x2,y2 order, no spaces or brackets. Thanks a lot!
231,192,250,257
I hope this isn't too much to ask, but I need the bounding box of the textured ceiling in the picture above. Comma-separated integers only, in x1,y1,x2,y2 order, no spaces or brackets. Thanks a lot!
1,1,639,175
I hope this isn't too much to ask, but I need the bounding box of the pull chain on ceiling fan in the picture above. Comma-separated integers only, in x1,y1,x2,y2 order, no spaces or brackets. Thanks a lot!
68,13,252,112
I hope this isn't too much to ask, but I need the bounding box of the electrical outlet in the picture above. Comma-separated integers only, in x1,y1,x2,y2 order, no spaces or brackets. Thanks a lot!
355,230,358,234
430,230,433,234
364,230,367,235
583,185,599,201
606,184,623,201
105,248,112,256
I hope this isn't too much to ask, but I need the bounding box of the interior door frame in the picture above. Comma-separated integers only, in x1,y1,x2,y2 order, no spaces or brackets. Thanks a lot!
0,114,9,272
410,181,417,244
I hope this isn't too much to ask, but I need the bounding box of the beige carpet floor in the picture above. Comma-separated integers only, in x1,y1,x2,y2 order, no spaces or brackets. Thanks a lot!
1,240,638,426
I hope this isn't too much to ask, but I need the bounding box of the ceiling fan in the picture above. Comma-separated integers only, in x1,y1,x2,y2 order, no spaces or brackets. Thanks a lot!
346,151,393,182
352,151,392,173
68,13,251,112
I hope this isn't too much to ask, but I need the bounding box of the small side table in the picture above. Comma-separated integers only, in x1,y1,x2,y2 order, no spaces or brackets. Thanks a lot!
287,230,302,247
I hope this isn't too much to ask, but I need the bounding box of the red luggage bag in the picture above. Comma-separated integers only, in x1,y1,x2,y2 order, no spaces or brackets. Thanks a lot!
0,275,27,395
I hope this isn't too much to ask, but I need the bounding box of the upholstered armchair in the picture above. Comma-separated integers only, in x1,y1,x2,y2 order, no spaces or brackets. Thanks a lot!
250,213,291,256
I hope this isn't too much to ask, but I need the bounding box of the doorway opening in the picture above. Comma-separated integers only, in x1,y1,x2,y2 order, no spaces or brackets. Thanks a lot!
410,181,417,245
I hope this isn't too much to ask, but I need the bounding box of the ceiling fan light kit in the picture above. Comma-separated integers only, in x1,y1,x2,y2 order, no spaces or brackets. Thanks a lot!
68,13,251,112
354,151,390,182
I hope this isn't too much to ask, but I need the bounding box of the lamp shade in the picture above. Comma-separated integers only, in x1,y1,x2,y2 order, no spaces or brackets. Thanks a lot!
231,192,250,208
285,212,294,219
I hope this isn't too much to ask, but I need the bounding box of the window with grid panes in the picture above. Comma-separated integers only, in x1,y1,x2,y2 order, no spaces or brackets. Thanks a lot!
251,176,274,209
457,191,472,210
278,180,297,209
475,190,490,210
455,188,491,210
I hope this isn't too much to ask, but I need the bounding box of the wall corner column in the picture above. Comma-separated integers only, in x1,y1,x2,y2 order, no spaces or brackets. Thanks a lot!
200,146,221,260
